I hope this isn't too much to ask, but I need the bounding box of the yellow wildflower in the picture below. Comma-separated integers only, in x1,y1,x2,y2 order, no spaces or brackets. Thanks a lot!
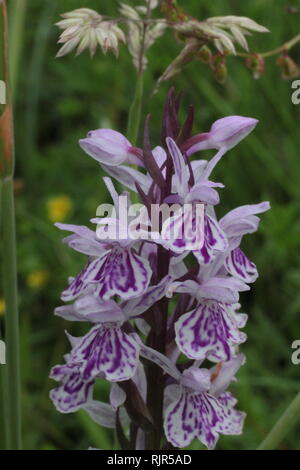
26,270,49,290
47,195,73,222
0,298,5,316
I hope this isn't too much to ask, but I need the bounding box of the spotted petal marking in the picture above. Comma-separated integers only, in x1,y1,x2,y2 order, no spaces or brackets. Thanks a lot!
175,301,246,362
61,258,105,302
196,392,229,449
164,389,244,449
216,392,246,436
161,205,205,253
225,247,258,283
70,324,140,382
164,391,198,448
49,362,94,413
194,215,228,265
93,247,151,300
62,246,151,302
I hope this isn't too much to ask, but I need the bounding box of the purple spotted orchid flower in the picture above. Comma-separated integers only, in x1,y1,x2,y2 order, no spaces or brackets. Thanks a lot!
164,354,246,449
50,89,269,450
56,179,152,301
53,277,170,385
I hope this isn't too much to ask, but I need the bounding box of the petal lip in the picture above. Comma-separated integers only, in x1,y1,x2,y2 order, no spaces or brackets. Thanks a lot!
70,324,140,382
164,391,198,448
225,247,258,283
49,362,94,414
61,246,152,302
175,301,246,362
94,247,152,300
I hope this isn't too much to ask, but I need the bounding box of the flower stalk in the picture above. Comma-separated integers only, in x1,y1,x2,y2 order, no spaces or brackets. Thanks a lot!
238,32,300,59
0,0,22,450
145,245,170,449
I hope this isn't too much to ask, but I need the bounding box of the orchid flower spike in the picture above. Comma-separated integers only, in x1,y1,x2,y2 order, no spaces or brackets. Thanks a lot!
50,90,269,450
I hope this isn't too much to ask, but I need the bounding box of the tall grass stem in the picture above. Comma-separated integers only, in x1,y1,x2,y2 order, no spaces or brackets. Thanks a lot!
257,392,300,450
0,0,22,450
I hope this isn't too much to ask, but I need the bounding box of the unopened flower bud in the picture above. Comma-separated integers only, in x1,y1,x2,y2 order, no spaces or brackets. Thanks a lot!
79,129,141,166
276,53,300,80
184,116,258,155
245,53,265,79
213,62,227,84
211,54,227,84
196,45,212,64
161,0,189,22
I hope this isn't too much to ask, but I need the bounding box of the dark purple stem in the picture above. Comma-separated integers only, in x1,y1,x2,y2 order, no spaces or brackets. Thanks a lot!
145,244,170,449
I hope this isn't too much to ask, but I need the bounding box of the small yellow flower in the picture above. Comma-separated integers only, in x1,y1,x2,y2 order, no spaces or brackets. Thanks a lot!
26,270,49,290
47,195,73,222
0,298,5,316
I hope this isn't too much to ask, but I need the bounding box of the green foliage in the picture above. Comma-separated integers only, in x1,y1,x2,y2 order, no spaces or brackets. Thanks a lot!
1,0,300,449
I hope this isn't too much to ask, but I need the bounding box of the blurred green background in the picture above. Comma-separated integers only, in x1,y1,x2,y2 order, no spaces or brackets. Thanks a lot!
1,0,300,450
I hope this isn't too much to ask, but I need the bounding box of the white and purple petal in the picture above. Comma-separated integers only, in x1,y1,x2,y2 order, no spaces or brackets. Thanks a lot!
79,129,140,166
109,383,127,410
213,393,246,437
121,275,172,319
220,202,270,238
70,324,140,382
49,362,94,413
83,400,117,428
93,247,151,300
74,295,125,323
61,259,100,301
138,341,181,381
198,276,250,304
102,163,150,193
181,367,211,393
161,205,205,253
210,354,246,397
55,296,124,324
195,393,227,449
225,247,258,283
166,137,190,198
55,304,83,322
164,391,198,448
56,223,106,256
194,215,228,265
186,181,223,206
175,301,246,362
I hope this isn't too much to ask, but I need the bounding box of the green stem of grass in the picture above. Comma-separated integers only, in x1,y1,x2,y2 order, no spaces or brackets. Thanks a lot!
0,0,22,450
238,32,300,59
126,0,152,146
126,72,144,146
257,392,300,450
9,0,27,97
1,177,21,449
